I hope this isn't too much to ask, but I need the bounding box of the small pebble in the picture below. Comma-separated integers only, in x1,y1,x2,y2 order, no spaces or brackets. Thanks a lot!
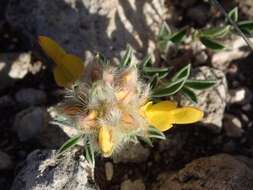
105,162,113,181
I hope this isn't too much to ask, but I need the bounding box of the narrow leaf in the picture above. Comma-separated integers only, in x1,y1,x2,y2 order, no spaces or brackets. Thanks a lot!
158,23,171,40
121,45,133,67
57,134,83,155
84,143,95,167
148,126,166,140
182,86,198,104
185,79,217,90
238,21,253,35
169,28,187,44
152,78,186,98
200,36,225,50
150,74,159,89
172,64,191,82
138,136,153,147
228,7,239,22
141,55,152,68
201,26,231,38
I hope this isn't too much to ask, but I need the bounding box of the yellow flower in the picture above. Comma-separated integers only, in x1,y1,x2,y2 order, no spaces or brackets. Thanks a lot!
98,126,113,157
141,101,204,132
38,36,84,87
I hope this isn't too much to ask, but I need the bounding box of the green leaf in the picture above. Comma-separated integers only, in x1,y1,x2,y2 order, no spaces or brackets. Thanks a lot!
238,20,253,35
200,36,225,50
201,26,231,38
143,67,170,74
185,79,217,90
141,55,152,68
148,126,166,140
169,28,187,44
152,78,186,98
158,23,171,40
84,143,95,167
138,136,153,147
228,7,239,22
150,74,159,89
57,134,83,155
182,86,198,104
172,64,191,82
121,45,133,67
158,40,169,51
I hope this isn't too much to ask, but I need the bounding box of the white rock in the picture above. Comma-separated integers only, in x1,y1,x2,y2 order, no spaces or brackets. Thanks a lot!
212,36,252,70
8,52,32,79
105,161,114,181
223,114,244,138
227,87,252,105
121,179,145,190
13,107,48,141
179,66,227,129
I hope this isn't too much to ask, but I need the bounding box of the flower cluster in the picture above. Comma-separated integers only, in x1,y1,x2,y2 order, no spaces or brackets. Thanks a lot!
39,36,203,158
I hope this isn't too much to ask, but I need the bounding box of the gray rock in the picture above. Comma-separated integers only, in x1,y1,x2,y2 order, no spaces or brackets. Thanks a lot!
13,107,48,141
121,179,145,190
179,66,227,129
7,0,168,60
223,114,244,138
151,154,253,190
0,95,14,108
38,124,69,149
11,149,96,190
0,151,13,170
113,142,150,163
15,88,47,107
186,4,210,25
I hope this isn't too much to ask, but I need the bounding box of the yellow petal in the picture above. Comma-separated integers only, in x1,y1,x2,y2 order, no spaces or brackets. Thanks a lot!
38,36,65,64
167,107,204,124
98,126,113,157
53,54,84,87
141,101,177,132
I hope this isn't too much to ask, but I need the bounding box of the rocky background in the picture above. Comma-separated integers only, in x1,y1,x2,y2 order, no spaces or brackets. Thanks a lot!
1,0,253,190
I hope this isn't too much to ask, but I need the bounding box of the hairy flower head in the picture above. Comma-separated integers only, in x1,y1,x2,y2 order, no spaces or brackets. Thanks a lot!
39,36,204,158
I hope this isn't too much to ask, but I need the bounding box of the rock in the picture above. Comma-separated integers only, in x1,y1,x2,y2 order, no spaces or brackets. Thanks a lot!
113,142,150,163
237,0,253,19
227,87,252,105
105,162,113,181
0,53,43,91
13,107,48,142
212,36,252,71
8,52,32,79
223,114,244,138
186,4,210,26
179,66,227,129
121,179,145,190
0,151,13,170
38,124,70,149
151,154,253,190
11,149,96,190
15,88,47,107
0,95,14,108
7,0,168,60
